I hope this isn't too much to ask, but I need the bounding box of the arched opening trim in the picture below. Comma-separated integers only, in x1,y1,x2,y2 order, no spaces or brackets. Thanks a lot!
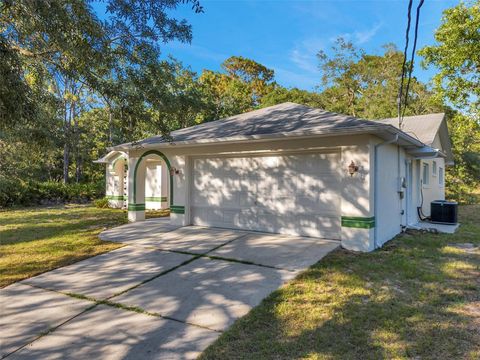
132,150,173,206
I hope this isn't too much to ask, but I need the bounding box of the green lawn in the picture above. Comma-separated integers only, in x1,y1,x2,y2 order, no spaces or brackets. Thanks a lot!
201,205,480,360
0,204,172,288
0,204,130,287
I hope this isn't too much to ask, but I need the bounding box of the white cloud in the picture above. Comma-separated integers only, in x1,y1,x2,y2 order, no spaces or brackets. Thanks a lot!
289,38,324,74
331,22,383,45
354,22,383,44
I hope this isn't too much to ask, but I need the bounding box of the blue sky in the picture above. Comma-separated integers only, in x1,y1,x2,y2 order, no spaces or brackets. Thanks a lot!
104,0,459,91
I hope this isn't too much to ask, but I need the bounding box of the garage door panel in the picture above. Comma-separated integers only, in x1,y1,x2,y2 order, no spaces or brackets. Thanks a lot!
191,152,341,240
222,192,239,207
236,191,252,207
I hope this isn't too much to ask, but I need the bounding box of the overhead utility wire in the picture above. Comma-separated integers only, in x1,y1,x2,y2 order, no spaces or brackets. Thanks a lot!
397,0,414,129
401,0,425,122
398,0,425,129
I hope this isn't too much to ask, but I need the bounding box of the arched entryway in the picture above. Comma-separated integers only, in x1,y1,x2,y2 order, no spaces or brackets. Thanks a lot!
106,154,128,208
128,150,173,221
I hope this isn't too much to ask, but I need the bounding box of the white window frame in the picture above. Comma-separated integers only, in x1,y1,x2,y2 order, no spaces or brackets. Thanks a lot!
439,167,444,186
422,163,429,186
432,160,437,176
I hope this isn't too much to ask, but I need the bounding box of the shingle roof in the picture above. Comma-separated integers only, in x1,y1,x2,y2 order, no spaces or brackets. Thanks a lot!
110,102,452,153
377,113,445,146
116,102,400,149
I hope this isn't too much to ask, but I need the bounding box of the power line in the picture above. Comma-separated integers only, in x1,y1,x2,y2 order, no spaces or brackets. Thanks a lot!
398,0,425,129
397,0,413,129
402,0,425,121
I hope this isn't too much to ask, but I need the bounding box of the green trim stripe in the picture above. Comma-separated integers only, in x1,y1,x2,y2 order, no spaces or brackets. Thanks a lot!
341,216,375,229
145,196,168,202
128,203,145,211
170,205,185,214
106,195,127,201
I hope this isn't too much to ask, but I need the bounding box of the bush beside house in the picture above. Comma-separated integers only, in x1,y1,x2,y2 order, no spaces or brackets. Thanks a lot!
0,177,104,208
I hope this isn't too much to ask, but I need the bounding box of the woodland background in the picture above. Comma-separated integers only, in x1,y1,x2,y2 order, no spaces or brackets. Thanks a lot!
0,0,479,207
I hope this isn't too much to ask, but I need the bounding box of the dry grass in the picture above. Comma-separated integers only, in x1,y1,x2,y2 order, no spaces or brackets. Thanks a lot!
200,205,480,360
0,204,127,287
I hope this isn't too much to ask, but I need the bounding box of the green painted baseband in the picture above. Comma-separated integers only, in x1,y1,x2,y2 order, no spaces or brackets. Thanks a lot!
341,216,375,229
106,195,127,201
128,203,145,211
145,196,168,202
170,205,185,214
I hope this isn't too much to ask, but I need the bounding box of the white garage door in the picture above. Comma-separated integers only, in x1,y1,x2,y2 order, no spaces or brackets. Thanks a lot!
191,152,341,240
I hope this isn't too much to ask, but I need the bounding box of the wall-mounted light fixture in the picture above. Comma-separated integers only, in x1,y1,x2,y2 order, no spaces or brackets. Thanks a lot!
348,161,359,177
170,167,181,176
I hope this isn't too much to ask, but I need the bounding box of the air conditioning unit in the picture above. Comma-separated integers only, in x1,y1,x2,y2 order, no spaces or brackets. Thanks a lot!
430,200,458,224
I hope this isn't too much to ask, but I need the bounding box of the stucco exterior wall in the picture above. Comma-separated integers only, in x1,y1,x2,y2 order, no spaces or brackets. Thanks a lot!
122,133,448,252
418,134,446,216
145,161,168,210
126,135,375,250
372,134,447,246
106,156,126,208
373,141,406,247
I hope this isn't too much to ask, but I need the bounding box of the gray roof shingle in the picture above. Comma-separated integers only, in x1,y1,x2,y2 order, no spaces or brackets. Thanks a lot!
120,102,394,148
377,113,445,146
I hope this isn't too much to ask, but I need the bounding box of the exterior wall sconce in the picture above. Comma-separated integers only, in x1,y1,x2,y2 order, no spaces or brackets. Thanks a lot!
170,167,181,176
348,161,359,177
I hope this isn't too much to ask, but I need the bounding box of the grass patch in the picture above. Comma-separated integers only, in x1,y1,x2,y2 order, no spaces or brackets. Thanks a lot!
200,205,480,360
146,208,170,218
0,204,127,287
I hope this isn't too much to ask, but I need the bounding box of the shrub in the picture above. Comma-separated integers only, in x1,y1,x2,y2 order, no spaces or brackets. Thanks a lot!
0,176,105,208
94,197,110,208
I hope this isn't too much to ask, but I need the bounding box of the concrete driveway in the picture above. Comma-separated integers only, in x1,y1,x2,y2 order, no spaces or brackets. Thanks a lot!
1,218,339,359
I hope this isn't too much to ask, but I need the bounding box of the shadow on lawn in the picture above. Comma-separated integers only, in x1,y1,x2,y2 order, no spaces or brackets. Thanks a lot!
200,206,480,359
0,207,127,245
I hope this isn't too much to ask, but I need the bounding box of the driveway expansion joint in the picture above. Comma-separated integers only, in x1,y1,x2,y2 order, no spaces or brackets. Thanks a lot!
5,223,339,358
3,301,99,359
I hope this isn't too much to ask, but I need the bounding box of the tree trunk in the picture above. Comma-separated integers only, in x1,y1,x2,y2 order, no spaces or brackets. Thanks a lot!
73,110,81,183
108,107,113,146
63,140,70,184
63,101,70,184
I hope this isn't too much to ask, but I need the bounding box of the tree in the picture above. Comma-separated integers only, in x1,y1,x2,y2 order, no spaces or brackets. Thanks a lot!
260,87,325,109
0,0,203,184
198,56,276,121
419,1,480,117
446,112,480,203
419,1,480,202
0,0,203,128
317,39,443,119
222,56,275,104
198,69,252,121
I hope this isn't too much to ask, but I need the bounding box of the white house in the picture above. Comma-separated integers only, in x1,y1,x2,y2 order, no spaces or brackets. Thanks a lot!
95,103,453,252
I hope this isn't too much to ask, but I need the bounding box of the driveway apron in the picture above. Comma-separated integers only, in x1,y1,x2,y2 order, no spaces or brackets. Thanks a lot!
2,218,339,359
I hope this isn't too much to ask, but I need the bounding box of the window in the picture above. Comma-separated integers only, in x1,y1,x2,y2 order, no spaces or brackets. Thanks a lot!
422,163,429,185
439,167,444,186
432,161,437,176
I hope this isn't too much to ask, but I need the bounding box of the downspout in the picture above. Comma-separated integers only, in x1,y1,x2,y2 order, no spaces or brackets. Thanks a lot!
373,134,399,249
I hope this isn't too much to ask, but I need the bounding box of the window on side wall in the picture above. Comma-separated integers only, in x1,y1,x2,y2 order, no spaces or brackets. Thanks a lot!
432,161,437,176
422,163,429,185
439,167,444,186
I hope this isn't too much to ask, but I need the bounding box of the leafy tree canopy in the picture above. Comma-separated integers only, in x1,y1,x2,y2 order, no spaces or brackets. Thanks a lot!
198,56,276,121
0,0,202,128
419,0,480,118
317,39,443,119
